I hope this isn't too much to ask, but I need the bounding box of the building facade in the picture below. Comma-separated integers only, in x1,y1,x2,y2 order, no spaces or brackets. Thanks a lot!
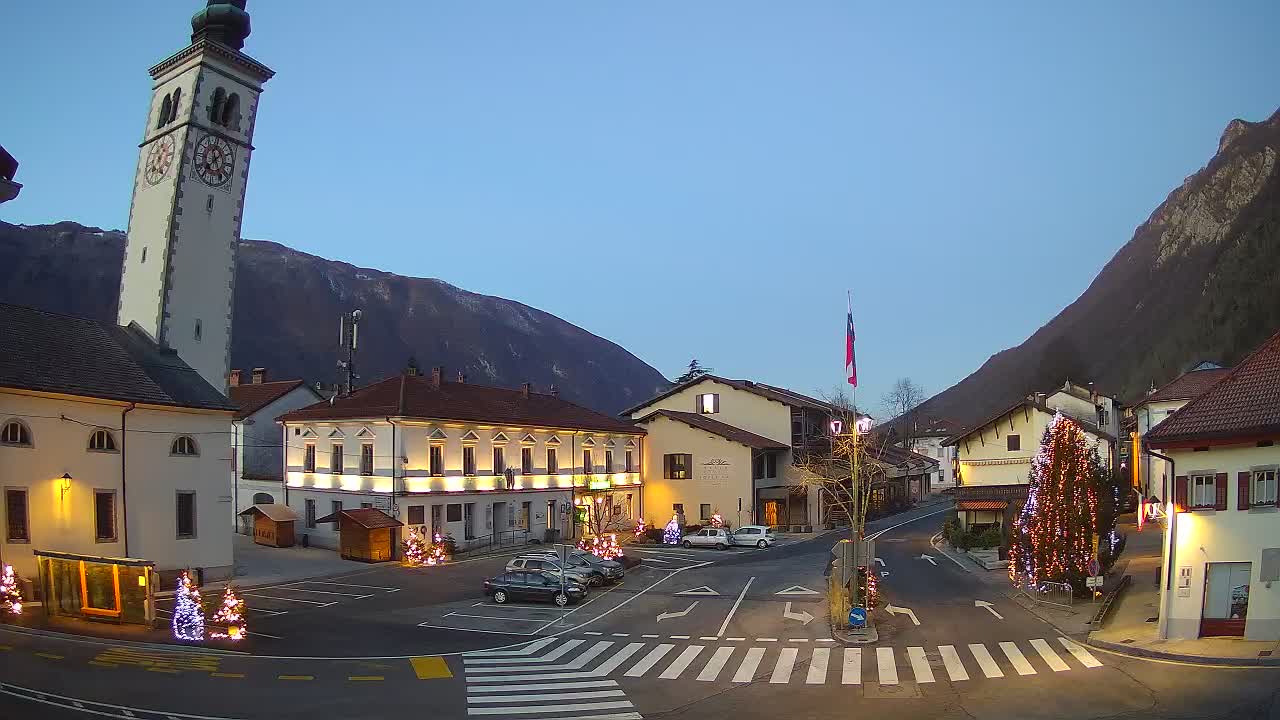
278,368,645,552
228,369,322,530
1,305,237,583
1131,363,1231,502
1148,334,1280,641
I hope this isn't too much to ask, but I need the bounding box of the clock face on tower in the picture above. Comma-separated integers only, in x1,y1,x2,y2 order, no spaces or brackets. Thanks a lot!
144,135,175,185
193,134,235,187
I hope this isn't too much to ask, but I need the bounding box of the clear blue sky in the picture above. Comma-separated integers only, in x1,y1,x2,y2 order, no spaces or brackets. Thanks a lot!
5,1,1279,413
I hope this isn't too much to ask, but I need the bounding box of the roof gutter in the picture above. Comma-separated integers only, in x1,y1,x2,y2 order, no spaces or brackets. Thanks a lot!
120,403,136,557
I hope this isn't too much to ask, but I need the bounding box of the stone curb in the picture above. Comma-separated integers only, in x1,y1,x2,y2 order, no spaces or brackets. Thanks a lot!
1085,636,1280,667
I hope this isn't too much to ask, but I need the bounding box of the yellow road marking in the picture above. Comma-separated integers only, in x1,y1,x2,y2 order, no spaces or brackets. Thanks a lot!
147,667,179,674
348,675,384,681
211,672,245,678
0,645,11,651
89,661,117,668
36,652,63,660
410,656,452,679
277,675,314,681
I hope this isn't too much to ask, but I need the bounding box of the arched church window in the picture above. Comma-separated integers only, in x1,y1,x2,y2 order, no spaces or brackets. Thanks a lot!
168,87,182,124
194,319,202,341
157,94,172,130
209,87,226,125
222,93,241,131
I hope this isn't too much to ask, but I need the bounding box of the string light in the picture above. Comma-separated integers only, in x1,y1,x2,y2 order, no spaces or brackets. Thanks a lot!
663,515,682,545
402,527,428,566
209,586,246,641
1009,413,1101,590
0,564,22,616
577,533,623,560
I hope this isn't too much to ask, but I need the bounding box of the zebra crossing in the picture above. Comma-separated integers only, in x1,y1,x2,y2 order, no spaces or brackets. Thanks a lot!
463,634,1103,708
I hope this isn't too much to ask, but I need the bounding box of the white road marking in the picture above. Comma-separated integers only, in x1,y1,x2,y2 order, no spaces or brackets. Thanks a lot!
1058,637,1103,668
876,647,898,684
774,585,820,596
296,580,401,591
788,638,810,643
584,632,603,636
756,638,777,642
641,634,659,639
865,505,954,540
716,577,756,637
468,690,626,703
659,645,705,679
464,637,559,657
699,636,719,641
969,643,1004,678
806,647,830,684
1030,638,1070,671
242,593,334,606
448,613,547,623
675,586,719,596
593,643,646,676
842,647,862,685
726,637,746,641
999,642,1036,676
467,700,634,715
697,646,736,681
938,645,969,681
769,647,798,684
907,646,935,683
733,647,766,683
272,587,372,598
625,644,674,677
670,635,690,640
467,680,619,693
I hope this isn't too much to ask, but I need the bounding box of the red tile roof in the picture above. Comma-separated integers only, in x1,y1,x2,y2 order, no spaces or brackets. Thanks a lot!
278,374,643,435
634,410,789,450
1139,368,1233,405
956,500,1008,510
229,379,312,420
1148,330,1280,445
313,508,402,529
621,375,833,416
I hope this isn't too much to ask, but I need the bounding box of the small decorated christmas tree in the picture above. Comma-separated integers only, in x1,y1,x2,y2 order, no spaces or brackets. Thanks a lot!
0,564,22,616
172,571,206,641
402,527,429,566
210,586,247,641
663,515,682,545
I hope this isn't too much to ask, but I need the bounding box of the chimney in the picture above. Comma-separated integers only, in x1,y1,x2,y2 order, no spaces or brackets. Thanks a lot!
549,384,558,398
431,366,443,388
456,371,467,384
520,382,531,399
251,367,267,384
228,369,243,387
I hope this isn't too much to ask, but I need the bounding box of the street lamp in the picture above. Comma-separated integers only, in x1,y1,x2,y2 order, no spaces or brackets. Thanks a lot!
59,472,72,502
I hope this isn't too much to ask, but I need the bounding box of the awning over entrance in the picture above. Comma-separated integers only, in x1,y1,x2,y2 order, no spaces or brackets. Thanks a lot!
956,500,1009,511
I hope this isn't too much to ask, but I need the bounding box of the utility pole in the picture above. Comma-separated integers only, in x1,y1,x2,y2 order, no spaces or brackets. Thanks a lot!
337,309,362,396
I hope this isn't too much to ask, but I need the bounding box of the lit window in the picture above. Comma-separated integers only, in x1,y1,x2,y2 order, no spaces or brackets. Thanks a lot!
1253,469,1277,506
88,429,117,452
697,393,719,414
1,420,32,447
171,435,199,456
664,454,691,480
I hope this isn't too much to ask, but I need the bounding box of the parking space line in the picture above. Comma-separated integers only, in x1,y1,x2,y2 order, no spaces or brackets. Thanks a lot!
348,676,384,681
211,673,245,679
300,581,401,591
417,623,537,636
277,675,313,681
248,607,288,616
271,587,374,598
447,613,549,623
243,593,335,606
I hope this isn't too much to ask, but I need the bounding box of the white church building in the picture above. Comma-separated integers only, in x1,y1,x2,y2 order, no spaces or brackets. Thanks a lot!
0,0,272,612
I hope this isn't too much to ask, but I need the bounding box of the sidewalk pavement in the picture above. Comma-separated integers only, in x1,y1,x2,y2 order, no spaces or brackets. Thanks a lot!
934,517,1280,666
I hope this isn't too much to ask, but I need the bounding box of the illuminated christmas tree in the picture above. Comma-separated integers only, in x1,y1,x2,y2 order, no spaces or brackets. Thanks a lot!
210,586,246,641
402,527,428,566
0,564,22,616
172,571,206,641
633,518,646,539
663,515,682,545
1008,413,1102,590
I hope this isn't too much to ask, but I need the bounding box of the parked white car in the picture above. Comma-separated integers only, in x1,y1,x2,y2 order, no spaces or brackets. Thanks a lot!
683,527,732,550
731,525,776,548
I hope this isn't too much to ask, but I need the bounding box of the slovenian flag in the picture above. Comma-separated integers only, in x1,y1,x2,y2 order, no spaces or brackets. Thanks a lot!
846,293,857,387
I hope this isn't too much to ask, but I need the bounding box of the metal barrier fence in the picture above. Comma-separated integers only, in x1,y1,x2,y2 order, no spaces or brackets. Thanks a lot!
1014,580,1074,610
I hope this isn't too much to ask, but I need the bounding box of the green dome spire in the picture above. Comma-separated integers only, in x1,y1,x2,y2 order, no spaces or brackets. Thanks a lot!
191,0,252,51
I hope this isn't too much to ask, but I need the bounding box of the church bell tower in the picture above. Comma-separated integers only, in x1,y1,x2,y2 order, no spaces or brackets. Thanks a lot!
117,1,273,394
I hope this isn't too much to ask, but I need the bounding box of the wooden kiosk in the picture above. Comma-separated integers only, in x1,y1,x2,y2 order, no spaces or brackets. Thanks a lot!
313,508,402,562
238,504,299,547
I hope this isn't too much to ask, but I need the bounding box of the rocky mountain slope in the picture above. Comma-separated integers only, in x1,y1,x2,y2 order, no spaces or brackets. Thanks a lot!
923,108,1280,430
0,221,669,414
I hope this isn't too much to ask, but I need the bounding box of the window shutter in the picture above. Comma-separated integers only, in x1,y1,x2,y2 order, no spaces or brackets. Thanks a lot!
1238,472,1251,511
713,394,720,413
663,454,671,479
1174,476,1188,510
1214,472,1228,510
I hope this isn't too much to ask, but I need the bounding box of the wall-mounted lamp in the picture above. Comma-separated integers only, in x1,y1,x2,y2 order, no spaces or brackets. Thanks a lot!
855,417,875,435
59,472,73,501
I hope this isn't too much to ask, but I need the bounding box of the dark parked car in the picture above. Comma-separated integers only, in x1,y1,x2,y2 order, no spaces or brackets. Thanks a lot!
483,571,587,606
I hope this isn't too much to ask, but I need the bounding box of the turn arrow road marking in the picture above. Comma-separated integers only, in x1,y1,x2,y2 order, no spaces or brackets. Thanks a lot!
782,602,814,625
884,604,920,626
919,554,937,566
975,600,1004,619
775,585,821,596
657,601,699,622
874,557,885,567
675,586,719,596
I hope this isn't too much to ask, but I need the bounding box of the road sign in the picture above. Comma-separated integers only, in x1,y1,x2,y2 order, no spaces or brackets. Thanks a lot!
1086,575,1104,589
1087,558,1100,577
848,607,867,629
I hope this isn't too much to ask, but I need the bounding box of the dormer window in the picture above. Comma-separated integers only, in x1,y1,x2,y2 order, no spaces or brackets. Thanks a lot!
697,393,719,414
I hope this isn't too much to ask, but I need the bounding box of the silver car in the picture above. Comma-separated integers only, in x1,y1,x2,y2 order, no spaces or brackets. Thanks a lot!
731,525,776,549
683,527,732,550
505,555,594,586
